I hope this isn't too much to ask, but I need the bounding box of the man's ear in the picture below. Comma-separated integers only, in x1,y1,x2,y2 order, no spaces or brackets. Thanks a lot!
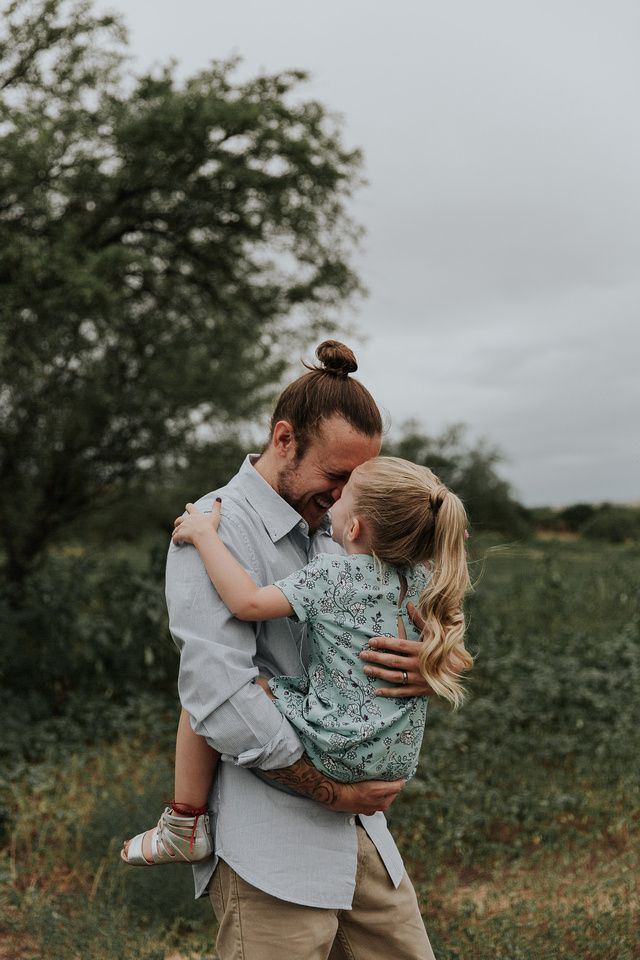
271,420,296,459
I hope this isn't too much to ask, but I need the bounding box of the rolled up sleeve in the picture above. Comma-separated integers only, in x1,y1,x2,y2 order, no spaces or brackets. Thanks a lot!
166,517,304,771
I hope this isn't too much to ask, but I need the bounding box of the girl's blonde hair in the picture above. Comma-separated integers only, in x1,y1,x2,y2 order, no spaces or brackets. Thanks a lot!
351,456,473,708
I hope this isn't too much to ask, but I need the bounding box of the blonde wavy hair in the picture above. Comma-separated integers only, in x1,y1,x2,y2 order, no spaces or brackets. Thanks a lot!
351,457,473,708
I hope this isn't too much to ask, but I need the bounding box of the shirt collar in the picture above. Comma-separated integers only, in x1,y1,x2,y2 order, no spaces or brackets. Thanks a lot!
236,454,332,544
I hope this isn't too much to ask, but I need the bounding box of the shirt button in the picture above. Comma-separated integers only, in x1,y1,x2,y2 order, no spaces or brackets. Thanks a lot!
348,816,356,826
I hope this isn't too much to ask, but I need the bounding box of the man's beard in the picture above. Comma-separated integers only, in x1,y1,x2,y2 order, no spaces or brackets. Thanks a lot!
277,462,333,532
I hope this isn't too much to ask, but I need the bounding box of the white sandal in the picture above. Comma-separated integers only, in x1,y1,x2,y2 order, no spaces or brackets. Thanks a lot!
121,804,213,866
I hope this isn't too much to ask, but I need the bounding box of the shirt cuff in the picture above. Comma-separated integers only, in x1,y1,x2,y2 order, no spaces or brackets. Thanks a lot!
221,715,305,771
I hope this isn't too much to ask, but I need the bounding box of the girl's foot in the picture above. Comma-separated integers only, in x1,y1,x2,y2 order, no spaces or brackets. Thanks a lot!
121,803,212,866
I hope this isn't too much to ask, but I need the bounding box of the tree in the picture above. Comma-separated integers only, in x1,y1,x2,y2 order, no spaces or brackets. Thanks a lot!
383,421,531,537
0,0,365,583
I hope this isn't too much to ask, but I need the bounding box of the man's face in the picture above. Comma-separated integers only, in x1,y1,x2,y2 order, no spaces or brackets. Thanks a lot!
277,416,380,531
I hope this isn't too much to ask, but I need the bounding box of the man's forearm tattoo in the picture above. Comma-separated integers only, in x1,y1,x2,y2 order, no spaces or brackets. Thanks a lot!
264,754,338,806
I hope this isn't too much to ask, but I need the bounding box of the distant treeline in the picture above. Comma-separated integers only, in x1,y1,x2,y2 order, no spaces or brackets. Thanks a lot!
528,502,640,543
386,425,639,545
40,429,640,556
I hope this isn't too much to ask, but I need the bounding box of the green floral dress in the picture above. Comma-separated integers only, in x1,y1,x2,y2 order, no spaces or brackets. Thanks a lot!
271,553,430,783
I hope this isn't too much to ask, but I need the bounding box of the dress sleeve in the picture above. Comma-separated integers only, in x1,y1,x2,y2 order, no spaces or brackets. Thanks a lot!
274,554,330,624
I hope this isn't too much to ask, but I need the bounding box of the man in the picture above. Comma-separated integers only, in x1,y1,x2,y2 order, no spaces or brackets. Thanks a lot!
166,341,437,959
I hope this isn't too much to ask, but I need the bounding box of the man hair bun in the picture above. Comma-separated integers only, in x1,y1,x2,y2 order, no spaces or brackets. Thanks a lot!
315,340,358,378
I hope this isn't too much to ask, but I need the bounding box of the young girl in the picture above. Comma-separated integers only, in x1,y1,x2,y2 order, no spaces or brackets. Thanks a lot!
122,456,472,866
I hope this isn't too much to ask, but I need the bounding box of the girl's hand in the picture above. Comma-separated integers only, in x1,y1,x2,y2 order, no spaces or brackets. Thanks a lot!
172,498,222,545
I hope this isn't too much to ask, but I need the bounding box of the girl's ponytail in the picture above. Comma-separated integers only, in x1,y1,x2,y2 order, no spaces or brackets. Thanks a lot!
415,486,473,708
350,456,473,707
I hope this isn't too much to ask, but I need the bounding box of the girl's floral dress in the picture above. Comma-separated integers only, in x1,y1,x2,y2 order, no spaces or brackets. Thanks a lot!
271,553,430,783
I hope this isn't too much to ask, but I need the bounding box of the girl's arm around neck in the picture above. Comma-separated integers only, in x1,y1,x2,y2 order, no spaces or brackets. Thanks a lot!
172,501,293,622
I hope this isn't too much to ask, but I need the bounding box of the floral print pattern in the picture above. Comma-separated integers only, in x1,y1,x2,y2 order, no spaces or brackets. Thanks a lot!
271,554,431,783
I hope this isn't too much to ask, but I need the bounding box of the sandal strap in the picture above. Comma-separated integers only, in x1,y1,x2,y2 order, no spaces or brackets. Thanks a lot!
166,800,209,852
124,831,150,865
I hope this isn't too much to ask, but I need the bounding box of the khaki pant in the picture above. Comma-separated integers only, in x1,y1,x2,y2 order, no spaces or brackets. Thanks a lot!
209,825,436,960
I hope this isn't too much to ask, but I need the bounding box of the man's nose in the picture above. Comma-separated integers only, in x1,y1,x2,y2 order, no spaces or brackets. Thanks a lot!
330,483,345,502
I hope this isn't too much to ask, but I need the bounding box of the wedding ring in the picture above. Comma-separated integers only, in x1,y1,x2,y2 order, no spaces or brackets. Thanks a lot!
401,670,408,685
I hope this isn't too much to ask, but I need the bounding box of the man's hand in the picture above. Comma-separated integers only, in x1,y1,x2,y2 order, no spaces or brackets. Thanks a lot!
359,602,435,698
329,777,406,816
255,676,276,701
263,755,405,815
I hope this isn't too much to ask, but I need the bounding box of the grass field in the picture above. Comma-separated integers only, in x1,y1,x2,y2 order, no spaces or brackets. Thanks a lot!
2,538,639,959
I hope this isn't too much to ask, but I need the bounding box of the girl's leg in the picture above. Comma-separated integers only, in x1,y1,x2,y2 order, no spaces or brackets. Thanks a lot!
122,708,219,864
174,707,220,807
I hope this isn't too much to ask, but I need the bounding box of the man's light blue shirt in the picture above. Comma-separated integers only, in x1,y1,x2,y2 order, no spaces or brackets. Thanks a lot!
166,455,405,907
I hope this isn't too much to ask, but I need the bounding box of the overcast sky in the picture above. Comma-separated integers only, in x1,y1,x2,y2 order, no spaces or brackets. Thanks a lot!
104,0,639,506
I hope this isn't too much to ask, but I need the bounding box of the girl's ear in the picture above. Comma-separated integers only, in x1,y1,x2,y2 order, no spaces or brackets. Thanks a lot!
347,516,362,542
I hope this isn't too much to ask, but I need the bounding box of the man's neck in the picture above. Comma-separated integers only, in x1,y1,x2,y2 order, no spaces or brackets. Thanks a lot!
252,450,279,491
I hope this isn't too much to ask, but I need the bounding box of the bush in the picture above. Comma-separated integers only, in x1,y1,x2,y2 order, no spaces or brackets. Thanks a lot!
580,505,640,543
559,502,597,531
0,544,176,713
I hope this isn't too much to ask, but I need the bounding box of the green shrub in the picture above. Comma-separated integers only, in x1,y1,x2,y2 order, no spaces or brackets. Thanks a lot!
580,505,640,543
560,502,597,531
0,545,176,713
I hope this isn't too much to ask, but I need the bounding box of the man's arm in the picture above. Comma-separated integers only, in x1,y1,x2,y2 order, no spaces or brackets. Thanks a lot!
167,509,305,772
263,755,406,816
